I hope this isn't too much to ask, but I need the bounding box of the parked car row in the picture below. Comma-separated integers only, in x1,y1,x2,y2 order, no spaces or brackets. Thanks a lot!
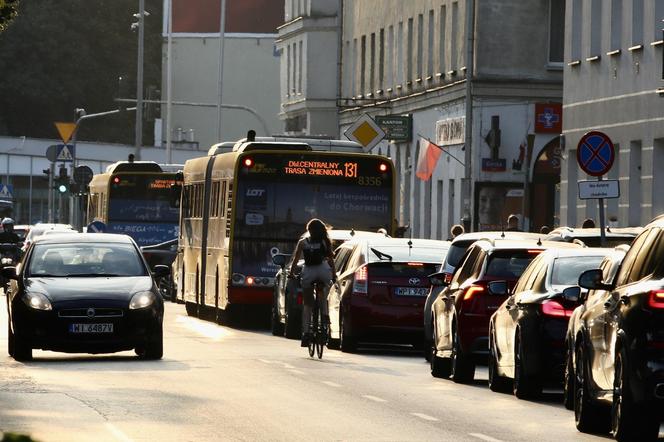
269,220,662,441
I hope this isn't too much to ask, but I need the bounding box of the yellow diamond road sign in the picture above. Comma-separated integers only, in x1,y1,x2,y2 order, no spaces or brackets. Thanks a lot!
54,122,76,144
344,114,386,152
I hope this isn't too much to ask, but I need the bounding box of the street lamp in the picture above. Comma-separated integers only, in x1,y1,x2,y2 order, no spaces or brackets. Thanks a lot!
132,1,148,160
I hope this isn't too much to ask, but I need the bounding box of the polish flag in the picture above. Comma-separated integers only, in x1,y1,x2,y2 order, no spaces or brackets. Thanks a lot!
415,138,442,181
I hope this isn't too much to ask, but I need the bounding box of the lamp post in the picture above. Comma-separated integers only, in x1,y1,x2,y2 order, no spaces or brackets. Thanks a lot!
133,1,148,160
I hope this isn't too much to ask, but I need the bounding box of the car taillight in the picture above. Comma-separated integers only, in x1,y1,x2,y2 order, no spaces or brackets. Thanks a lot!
541,299,573,318
352,266,368,295
463,285,485,301
648,290,664,309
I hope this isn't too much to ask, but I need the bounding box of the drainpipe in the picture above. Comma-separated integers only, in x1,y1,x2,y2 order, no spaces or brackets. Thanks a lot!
463,0,476,230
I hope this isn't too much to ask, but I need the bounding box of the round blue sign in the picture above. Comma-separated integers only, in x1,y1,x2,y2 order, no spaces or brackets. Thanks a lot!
577,131,615,177
87,221,107,233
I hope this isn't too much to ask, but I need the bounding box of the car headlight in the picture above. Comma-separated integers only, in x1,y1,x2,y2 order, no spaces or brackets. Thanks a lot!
1,257,13,265
129,291,156,310
22,292,52,311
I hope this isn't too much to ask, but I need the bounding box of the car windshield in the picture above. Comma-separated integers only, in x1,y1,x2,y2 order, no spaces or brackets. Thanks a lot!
28,242,147,277
551,256,606,286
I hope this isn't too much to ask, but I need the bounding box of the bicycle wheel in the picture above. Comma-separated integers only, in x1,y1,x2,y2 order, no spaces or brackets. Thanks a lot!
308,296,318,358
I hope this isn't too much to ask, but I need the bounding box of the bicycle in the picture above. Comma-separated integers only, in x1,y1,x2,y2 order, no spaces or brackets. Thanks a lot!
307,280,328,359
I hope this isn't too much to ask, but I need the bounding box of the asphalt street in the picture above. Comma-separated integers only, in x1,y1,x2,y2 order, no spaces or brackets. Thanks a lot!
0,296,633,441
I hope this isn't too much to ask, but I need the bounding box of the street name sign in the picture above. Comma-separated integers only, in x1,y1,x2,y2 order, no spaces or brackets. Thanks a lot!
375,115,412,141
344,114,386,152
577,131,615,176
578,179,620,200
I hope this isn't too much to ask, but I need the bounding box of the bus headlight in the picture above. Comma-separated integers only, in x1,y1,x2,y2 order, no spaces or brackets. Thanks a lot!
23,292,52,311
129,291,156,309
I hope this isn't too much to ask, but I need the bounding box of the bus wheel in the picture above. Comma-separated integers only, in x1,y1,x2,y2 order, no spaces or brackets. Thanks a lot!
185,301,198,317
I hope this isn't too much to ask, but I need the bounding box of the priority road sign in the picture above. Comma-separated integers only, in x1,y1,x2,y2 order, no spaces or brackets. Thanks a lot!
344,114,386,152
56,144,75,162
577,131,615,176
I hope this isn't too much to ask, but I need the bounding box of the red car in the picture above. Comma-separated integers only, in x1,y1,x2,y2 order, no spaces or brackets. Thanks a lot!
328,237,449,352
430,238,580,383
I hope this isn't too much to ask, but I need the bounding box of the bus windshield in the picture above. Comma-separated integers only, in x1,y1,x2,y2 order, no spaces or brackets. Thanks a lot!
231,153,394,280
107,174,180,245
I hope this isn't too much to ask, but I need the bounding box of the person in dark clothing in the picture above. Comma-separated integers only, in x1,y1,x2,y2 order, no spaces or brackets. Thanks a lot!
289,219,337,347
0,218,20,244
506,214,521,231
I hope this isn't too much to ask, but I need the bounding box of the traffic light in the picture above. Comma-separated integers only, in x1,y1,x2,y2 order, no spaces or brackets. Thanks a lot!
55,166,69,194
42,168,51,182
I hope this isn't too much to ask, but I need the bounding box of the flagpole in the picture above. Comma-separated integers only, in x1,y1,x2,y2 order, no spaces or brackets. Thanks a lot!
416,134,465,166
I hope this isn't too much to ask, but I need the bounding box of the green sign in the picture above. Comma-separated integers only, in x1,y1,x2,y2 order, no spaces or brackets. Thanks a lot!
375,115,412,142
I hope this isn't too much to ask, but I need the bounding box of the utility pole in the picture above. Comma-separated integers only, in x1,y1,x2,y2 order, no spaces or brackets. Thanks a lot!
166,0,174,164
216,0,227,141
134,0,147,160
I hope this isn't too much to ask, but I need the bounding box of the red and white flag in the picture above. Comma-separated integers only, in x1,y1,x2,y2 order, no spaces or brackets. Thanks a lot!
415,138,442,181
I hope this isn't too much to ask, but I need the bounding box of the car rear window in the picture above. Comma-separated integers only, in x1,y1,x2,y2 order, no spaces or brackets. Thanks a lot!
551,256,606,286
444,241,474,269
485,250,541,279
368,262,438,277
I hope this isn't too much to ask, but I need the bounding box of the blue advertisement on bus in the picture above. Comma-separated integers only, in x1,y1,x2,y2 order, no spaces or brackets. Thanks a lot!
108,198,179,246
107,222,179,247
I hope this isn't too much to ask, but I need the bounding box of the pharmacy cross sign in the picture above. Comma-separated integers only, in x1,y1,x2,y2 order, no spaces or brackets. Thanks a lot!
576,131,615,177
536,107,560,129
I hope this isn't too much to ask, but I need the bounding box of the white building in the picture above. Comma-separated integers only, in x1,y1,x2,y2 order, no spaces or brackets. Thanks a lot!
160,0,284,149
277,0,341,136
560,0,664,227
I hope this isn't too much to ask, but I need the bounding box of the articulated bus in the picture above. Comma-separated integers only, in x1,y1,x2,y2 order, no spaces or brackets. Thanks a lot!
87,161,182,247
176,135,396,321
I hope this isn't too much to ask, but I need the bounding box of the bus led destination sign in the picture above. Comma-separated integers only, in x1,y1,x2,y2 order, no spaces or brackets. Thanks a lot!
284,161,358,178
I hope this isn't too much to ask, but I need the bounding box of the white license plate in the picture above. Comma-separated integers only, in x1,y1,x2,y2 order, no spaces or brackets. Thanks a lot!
69,323,114,333
394,287,428,297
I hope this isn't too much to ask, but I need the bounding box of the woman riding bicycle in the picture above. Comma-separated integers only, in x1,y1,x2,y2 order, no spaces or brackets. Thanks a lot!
289,219,336,347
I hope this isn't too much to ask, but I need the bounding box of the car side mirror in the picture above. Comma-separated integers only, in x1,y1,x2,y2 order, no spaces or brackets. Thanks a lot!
487,280,508,296
2,266,17,280
562,286,581,303
152,265,170,278
578,269,612,291
272,253,291,268
429,272,449,287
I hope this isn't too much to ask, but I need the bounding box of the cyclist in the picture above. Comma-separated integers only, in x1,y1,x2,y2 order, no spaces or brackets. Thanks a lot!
289,218,336,347
0,218,20,244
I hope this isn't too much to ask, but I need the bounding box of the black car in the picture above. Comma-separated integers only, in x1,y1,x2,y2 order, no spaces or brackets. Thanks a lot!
574,218,664,441
487,247,610,398
140,238,178,300
5,233,168,361
563,246,628,409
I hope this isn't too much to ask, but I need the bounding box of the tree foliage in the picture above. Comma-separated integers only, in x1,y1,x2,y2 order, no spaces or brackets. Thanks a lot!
0,0,19,31
0,0,162,144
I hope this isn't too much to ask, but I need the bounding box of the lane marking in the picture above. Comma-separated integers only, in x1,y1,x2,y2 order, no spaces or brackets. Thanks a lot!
175,315,232,341
410,412,439,422
288,369,306,375
362,395,387,403
321,381,342,388
105,423,133,442
282,363,296,369
469,433,504,442
258,359,273,364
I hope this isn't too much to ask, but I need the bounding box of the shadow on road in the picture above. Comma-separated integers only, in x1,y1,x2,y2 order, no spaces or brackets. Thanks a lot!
19,354,191,371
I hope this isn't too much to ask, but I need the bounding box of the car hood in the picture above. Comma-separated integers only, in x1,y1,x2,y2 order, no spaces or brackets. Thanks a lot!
24,276,153,303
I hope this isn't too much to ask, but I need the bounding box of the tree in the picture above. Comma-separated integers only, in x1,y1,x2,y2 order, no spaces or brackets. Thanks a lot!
0,0,162,145
0,0,19,31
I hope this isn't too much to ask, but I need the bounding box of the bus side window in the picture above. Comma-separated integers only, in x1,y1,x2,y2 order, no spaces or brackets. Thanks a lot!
220,181,227,218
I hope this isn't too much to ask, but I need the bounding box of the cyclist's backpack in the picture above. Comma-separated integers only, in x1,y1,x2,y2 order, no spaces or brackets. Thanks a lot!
302,238,327,266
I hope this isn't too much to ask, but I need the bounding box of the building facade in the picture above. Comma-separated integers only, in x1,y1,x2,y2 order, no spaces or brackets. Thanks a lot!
561,0,664,228
160,0,284,149
277,0,341,136
337,0,565,238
